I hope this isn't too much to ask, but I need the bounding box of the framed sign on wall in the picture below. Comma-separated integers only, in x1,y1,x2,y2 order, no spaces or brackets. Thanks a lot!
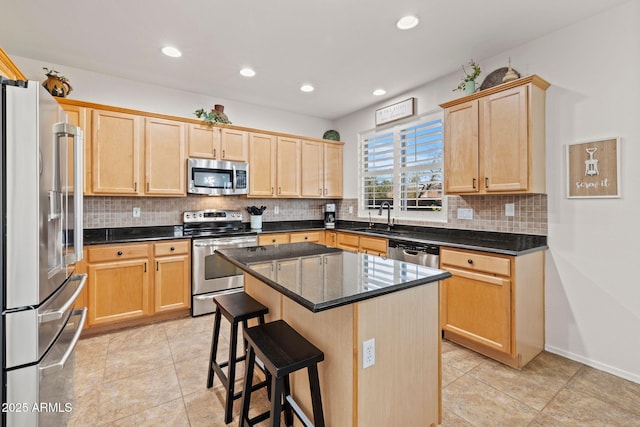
566,137,620,198
375,98,415,126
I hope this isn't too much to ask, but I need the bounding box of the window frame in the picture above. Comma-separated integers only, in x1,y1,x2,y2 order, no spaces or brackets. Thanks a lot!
358,110,446,222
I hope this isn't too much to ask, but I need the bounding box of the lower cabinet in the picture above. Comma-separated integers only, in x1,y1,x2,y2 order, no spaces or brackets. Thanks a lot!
84,239,190,328
334,231,388,256
258,231,323,246
440,247,545,369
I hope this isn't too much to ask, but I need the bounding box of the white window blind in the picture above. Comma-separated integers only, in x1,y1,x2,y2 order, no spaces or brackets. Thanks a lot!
360,111,444,220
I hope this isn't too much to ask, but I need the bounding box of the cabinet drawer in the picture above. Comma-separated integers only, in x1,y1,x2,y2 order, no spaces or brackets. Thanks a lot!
154,240,190,256
290,231,321,243
87,244,149,263
259,233,290,245
359,236,387,254
336,232,359,249
441,248,511,277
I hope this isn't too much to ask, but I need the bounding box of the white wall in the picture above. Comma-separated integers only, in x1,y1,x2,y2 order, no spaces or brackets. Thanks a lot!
335,0,640,382
11,55,332,138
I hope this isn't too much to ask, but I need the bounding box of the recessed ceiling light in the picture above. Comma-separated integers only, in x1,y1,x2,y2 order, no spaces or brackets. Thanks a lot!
373,89,386,96
240,68,256,77
396,15,419,30
161,46,182,58
300,84,314,93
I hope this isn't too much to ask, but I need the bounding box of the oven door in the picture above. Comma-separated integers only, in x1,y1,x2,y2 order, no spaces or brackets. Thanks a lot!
191,236,257,316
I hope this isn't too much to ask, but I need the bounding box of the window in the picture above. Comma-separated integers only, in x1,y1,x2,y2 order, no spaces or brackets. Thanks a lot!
359,111,445,221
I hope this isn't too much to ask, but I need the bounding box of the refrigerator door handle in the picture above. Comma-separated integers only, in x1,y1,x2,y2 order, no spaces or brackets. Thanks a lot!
54,122,84,265
39,308,87,375
38,274,87,323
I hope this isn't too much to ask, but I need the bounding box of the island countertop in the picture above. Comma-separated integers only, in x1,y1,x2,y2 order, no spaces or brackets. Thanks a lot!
216,242,451,312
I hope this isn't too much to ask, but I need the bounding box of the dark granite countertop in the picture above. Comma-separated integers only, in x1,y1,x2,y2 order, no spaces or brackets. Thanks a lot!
217,242,451,312
83,220,547,256
84,226,186,245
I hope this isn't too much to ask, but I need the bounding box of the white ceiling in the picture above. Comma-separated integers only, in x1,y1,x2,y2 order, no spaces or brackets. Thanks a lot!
0,0,628,120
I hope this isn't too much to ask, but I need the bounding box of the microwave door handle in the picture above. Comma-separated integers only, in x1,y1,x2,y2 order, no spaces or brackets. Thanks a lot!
232,165,237,191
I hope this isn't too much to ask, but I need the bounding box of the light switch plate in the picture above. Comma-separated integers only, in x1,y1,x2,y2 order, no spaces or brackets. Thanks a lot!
274,206,279,215
457,208,473,220
132,207,141,218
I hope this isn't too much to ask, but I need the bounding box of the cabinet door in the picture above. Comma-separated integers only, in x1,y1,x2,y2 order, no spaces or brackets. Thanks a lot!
88,259,150,325
92,110,142,195
480,85,529,192
323,143,343,198
248,261,276,280
325,231,337,247
300,256,324,301
443,100,479,194
301,140,324,198
154,254,190,312
441,267,512,355
145,118,187,196
277,136,300,197
249,132,277,196
276,259,300,291
62,104,92,195
359,236,387,256
221,128,248,161
188,124,220,159
323,253,344,299
289,231,322,243
336,232,359,252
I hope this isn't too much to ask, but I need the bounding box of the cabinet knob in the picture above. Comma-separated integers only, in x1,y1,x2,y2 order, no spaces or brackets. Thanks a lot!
304,236,308,240
170,246,175,251
467,259,473,264
117,251,123,256
272,239,276,243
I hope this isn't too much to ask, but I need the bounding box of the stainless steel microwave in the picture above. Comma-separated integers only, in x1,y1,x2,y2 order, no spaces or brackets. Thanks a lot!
187,158,249,195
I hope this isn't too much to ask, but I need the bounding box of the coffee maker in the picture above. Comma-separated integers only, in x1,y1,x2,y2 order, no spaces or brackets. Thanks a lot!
324,203,336,229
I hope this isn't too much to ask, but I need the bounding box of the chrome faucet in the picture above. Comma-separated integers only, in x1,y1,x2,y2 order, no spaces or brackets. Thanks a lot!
378,202,393,229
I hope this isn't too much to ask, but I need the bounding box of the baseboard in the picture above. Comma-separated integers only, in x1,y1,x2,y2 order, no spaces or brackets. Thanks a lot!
545,344,640,384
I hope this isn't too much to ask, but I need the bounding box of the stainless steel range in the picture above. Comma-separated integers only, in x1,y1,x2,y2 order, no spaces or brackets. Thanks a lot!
183,210,258,316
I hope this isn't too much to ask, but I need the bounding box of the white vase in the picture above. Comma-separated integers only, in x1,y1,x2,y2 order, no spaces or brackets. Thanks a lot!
250,215,262,230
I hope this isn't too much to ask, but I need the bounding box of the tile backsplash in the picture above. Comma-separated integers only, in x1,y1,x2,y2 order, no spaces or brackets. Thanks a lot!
84,194,547,235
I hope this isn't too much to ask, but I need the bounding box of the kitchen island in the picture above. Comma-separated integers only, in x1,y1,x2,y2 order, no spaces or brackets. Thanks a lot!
217,242,451,427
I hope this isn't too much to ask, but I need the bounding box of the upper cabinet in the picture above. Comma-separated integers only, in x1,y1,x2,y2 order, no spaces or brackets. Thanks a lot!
220,128,248,161
248,132,277,197
301,140,343,198
188,125,248,162
0,47,26,80
441,75,549,195
91,110,186,196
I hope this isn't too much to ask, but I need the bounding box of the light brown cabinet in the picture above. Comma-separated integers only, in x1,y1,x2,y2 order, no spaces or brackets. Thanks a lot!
248,134,301,198
441,75,549,195
301,140,343,198
92,110,143,195
91,111,187,196
0,47,26,80
84,239,191,328
153,241,191,313
188,124,220,159
440,247,544,369
333,231,387,256
145,117,187,196
258,231,323,246
220,128,248,161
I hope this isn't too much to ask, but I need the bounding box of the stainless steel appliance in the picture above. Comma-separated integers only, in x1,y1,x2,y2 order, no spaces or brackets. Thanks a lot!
324,203,336,229
187,158,249,196
1,77,86,426
387,240,440,268
183,210,257,316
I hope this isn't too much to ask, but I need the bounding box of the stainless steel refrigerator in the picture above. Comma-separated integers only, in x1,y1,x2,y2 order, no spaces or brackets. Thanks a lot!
1,77,86,426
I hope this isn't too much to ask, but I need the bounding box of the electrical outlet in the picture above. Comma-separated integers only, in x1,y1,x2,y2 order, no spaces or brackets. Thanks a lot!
348,206,353,214
274,206,279,215
505,203,515,217
457,208,473,220
363,338,375,368
132,207,141,218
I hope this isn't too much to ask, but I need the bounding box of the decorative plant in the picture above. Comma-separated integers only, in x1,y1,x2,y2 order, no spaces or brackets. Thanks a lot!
453,59,481,92
194,107,232,125
42,67,69,82
42,67,72,97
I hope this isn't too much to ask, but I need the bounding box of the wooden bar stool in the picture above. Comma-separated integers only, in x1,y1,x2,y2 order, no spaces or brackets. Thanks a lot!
239,320,325,427
207,292,269,424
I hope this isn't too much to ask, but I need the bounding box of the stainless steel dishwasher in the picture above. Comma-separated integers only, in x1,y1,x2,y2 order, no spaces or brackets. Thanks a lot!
387,239,440,267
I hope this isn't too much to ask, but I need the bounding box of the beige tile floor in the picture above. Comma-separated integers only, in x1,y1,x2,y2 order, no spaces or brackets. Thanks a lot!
69,315,640,426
